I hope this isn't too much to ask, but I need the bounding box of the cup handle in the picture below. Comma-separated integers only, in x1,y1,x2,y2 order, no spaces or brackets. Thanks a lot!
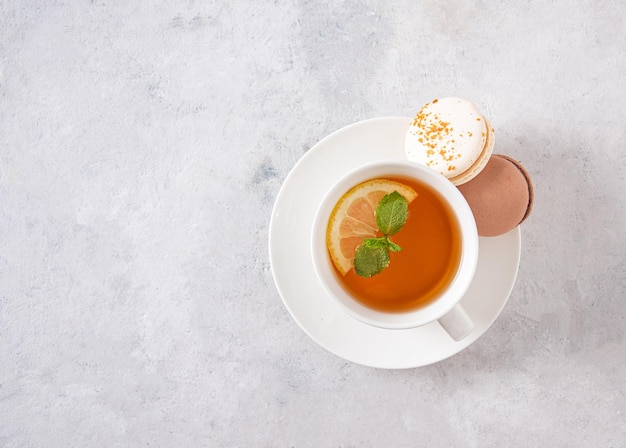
438,303,474,341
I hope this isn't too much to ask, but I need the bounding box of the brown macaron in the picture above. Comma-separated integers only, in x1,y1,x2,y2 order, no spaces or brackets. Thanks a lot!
457,154,534,237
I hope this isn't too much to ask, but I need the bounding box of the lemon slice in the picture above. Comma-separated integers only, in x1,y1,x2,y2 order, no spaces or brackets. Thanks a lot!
326,179,418,275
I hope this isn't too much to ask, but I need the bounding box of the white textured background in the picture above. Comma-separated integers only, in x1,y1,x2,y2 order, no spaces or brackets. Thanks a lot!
1,1,625,447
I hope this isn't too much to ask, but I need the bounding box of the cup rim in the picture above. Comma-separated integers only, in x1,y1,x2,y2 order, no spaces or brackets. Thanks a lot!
311,160,479,330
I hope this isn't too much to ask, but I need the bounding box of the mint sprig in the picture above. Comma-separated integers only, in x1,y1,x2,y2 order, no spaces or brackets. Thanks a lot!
353,191,409,278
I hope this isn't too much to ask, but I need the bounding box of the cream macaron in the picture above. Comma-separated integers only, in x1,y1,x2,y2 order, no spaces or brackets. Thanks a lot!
405,98,495,185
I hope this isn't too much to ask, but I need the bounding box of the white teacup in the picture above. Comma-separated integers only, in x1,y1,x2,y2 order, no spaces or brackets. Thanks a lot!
311,160,479,340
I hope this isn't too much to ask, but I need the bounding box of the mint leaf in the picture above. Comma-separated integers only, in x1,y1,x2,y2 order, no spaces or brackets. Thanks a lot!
353,244,390,278
375,191,408,236
362,237,390,249
363,236,402,252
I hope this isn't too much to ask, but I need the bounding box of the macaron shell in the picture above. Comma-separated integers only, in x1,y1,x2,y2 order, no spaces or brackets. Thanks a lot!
457,154,533,237
449,117,495,186
405,98,488,180
497,154,534,224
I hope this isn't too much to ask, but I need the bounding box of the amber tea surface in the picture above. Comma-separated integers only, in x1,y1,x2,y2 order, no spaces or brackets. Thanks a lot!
333,176,462,312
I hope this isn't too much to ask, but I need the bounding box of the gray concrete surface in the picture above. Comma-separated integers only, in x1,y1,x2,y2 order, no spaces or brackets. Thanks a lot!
1,1,624,446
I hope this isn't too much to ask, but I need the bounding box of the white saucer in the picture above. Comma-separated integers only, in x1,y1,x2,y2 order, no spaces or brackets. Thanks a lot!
269,117,521,369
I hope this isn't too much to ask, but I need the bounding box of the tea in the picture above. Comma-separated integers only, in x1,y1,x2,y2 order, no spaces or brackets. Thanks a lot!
331,176,462,312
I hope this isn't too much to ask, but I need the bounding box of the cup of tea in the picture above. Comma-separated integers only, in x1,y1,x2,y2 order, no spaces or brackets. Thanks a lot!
311,160,479,340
